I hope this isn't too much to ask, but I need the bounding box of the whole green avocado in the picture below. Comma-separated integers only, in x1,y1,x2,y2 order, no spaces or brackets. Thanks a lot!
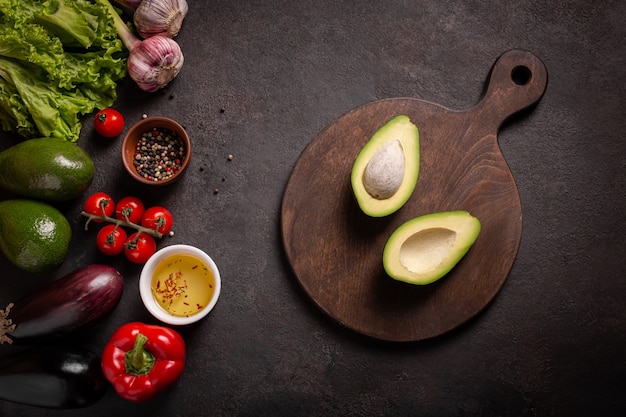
0,138,95,201
0,199,71,273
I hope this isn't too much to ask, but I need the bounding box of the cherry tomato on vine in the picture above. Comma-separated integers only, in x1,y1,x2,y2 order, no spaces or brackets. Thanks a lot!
115,196,145,224
141,206,173,235
84,192,115,221
124,233,156,264
96,224,128,256
94,108,124,138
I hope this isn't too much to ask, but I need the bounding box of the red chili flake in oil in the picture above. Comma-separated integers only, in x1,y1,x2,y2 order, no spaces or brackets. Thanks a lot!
154,271,188,306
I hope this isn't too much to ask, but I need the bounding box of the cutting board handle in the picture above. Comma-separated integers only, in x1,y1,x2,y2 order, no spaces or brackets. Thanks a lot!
473,49,548,129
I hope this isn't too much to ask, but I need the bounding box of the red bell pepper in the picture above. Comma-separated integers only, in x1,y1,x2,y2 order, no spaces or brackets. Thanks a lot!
101,322,186,402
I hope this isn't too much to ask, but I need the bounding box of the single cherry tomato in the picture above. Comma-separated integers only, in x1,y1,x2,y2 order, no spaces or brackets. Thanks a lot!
96,224,128,256
115,196,145,224
141,206,173,235
94,108,124,138
124,233,156,264
84,192,115,221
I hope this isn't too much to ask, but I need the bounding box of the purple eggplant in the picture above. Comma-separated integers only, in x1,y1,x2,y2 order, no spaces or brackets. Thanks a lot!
0,264,123,344
0,346,108,408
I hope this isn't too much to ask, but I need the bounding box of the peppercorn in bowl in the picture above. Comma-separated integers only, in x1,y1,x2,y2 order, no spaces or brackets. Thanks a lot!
122,116,191,185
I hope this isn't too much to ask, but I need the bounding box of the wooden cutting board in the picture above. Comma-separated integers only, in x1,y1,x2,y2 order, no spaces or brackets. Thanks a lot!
281,49,548,342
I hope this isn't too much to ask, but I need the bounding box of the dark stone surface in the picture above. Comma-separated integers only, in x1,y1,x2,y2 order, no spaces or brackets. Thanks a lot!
0,0,625,415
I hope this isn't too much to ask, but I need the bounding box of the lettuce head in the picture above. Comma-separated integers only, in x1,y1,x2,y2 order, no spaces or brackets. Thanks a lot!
0,0,128,142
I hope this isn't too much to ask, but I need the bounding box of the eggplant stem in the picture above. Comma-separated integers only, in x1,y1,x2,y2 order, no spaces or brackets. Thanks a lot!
0,303,16,345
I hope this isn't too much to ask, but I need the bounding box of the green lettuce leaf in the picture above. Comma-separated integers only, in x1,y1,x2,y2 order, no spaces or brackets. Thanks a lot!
0,0,128,142
0,0,98,48
0,58,88,139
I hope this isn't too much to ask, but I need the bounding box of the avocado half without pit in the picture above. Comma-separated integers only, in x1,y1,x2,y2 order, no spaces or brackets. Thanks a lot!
351,115,420,217
383,211,481,285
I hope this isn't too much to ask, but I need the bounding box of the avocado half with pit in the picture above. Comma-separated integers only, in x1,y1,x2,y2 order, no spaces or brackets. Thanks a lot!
383,211,481,285
351,115,419,217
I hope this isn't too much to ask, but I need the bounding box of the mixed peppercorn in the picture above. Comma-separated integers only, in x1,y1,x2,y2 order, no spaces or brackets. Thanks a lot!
133,127,186,181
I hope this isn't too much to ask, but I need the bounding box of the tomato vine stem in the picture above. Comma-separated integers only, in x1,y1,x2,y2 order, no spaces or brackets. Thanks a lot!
81,211,163,238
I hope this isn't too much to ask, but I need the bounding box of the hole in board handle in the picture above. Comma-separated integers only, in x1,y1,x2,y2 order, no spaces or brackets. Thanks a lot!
511,65,532,86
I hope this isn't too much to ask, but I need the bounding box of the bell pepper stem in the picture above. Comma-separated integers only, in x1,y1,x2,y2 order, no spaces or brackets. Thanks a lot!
125,333,156,376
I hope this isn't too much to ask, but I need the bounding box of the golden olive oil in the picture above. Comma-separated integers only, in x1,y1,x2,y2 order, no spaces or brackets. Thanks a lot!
151,254,215,317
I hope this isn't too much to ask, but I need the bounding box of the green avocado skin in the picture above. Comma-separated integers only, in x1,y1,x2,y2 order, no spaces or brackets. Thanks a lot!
383,210,481,285
0,199,71,273
0,138,94,202
351,115,420,217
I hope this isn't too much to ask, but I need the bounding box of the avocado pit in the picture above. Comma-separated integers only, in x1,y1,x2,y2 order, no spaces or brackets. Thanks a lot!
363,139,405,199
350,115,420,217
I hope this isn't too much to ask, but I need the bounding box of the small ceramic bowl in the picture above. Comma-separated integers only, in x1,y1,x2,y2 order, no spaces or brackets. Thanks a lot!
121,116,191,185
139,244,221,325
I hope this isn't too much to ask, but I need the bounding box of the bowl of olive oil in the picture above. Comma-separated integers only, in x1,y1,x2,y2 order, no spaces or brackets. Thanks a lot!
140,244,221,325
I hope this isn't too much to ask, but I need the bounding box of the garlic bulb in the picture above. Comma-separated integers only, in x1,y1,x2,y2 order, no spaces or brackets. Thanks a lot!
104,0,184,92
127,36,184,92
134,0,189,39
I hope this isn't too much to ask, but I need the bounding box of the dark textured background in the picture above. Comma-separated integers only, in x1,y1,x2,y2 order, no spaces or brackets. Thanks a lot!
1,0,625,416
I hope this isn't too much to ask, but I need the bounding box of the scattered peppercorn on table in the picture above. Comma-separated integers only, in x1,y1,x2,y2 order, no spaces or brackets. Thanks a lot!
0,0,624,415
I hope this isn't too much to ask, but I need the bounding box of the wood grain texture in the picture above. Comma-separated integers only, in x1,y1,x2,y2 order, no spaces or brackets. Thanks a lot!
281,49,548,342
